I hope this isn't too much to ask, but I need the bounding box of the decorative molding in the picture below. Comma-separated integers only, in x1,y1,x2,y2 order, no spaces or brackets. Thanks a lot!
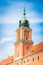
14,39,33,45
14,56,23,61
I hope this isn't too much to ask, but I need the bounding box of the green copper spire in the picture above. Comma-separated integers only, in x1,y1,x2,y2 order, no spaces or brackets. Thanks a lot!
22,6,27,23
19,6,29,28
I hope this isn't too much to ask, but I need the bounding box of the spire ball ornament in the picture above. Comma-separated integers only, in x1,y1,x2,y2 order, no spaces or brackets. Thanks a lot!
23,6,26,16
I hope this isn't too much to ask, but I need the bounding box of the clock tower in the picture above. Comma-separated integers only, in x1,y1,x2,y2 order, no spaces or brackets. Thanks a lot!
14,7,33,65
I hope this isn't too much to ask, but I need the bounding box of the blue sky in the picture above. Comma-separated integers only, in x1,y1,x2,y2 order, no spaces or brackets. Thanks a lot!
0,0,43,61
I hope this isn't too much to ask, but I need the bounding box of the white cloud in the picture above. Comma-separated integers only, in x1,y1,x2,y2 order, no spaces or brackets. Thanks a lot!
27,11,43,23
0,2,43,24
0,37,14,44
0,42,14,61
0,10,43,24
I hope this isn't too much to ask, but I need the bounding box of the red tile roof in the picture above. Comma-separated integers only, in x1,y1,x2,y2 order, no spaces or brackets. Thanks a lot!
0,56,14,65
24,42,43,57
0,42,43,65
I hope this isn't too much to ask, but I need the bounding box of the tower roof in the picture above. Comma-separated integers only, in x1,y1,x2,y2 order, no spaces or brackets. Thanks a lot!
19,7,29,28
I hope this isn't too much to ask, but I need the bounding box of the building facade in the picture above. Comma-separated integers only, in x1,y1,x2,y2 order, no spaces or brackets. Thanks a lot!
0,8,43,65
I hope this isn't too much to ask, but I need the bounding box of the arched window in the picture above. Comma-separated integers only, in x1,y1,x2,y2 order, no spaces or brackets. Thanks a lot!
37,56,39,60
24,30,29,40
25,36,28,40
24,61,25,63
32,58,34,62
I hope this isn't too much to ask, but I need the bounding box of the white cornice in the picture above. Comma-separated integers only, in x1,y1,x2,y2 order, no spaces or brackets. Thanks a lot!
14,56,23,61
14,39,33,45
